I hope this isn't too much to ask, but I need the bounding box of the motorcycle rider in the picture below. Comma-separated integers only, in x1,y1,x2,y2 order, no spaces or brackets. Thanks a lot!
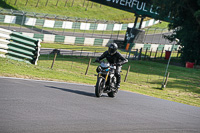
95,43,128,89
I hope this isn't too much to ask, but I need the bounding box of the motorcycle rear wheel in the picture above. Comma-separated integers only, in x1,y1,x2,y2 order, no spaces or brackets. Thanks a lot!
95,77,104,97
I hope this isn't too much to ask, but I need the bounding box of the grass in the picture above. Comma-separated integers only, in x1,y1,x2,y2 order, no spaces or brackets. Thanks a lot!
0,0,141,23
41,43,130,54
0,56,199,107
41,43,181,59
42,43,108,51
2,0,197,107
149,21,169,29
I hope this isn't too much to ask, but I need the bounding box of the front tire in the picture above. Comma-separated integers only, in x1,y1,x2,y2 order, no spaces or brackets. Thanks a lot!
95,77,104,97
107,91,116,98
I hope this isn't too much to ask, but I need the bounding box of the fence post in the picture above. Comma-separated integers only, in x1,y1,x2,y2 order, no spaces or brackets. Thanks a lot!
56,0,59,6
20,12,26,32
65,0,68,7
71,0,75,7
85,0,89,11
135,49,138,60
154,48,158,59
80,48,83,57
138,48,142,60
85,58,92,75
83,0,86,7
161,47,164,59
8,10,14,30
36,0,40,7
124,65,131,82
110,21,115,39
149,48,152,60
92,20,97,38
163,72,170,88
51,52,57,69
176,50,180,58
14,0,18,5
73,18,78,36
101,21,106,38
144,48,148,59
91,2,93,8
94,50,96,57
151,28,158,43
25,0,29,6
83,19,87,37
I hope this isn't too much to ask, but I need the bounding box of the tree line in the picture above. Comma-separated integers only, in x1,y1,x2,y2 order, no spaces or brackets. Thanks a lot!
152,0,200,65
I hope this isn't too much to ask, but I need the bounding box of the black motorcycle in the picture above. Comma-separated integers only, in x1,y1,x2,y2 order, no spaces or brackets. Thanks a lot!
95,61,118,98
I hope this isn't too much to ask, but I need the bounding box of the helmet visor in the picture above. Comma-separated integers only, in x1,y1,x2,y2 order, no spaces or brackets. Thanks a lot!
108,48,116,55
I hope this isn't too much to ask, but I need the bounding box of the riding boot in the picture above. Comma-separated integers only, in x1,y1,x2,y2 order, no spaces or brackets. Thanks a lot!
116,74,121,89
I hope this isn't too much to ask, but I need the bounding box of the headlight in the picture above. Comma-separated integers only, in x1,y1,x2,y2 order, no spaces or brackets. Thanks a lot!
98,66,102,71
96,66,102,73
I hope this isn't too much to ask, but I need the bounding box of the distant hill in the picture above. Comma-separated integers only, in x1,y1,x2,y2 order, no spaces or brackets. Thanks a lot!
0,0,141,23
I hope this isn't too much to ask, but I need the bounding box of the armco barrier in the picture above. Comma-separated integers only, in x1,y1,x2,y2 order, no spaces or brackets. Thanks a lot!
0,28,41,65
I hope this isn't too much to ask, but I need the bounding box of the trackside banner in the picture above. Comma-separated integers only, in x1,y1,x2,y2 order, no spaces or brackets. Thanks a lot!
89,0,171,22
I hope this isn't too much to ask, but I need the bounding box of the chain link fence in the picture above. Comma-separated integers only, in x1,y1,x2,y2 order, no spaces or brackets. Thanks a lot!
0,8,174,44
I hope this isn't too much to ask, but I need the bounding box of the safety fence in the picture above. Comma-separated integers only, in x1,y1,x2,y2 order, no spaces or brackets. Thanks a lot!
131,47,181,61
0,9,159,31
0,9,175,45
0,9,162,41
0,28,41,65
18,32,176,48
21,32,113,46
39,42,181,61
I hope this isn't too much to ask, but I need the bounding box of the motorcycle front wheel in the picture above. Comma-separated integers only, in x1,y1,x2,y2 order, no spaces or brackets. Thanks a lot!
95,77,104,97
107,90,116,98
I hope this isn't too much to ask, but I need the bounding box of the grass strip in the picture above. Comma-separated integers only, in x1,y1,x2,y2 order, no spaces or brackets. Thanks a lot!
0,56,199,107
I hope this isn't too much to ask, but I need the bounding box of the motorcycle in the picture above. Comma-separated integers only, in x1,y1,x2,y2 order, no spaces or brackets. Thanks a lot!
95,61,118,98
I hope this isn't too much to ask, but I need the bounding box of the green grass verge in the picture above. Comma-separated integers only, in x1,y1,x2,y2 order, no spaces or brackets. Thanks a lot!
0,0,140,23
0,56,199,107
41,43,129,54
149,21,169,29
41,43,180,59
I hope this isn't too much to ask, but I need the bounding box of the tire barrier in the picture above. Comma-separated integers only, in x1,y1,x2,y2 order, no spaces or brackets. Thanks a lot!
0,28,41,65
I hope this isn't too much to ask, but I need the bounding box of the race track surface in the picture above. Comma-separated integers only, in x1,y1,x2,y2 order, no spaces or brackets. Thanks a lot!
0,77,200,133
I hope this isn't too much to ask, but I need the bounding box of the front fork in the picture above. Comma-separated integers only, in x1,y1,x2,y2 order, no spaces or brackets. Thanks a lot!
98,73,109,89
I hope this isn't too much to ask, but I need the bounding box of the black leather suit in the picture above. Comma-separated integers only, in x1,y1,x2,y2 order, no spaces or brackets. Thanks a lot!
97,51,128,86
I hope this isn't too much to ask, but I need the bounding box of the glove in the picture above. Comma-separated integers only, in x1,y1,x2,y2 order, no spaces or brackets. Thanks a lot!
117,63,121,66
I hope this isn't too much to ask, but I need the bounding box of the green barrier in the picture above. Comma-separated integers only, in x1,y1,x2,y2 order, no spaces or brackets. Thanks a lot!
10,36,37,47
8,45,34,56
7,50,33,60
12,32,38,42
9,41,36,52
0,28,41,65
6,55,31,64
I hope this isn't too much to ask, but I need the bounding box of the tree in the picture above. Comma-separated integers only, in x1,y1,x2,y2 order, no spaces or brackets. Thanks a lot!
153,0,200,65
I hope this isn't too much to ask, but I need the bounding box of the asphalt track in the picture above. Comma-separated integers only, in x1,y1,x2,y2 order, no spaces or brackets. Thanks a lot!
0,77,200,133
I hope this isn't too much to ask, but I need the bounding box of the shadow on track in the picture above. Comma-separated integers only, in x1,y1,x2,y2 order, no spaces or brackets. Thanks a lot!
45,86,95,97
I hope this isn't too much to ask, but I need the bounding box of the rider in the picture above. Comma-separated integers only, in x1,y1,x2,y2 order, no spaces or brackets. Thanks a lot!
95,43,128,89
